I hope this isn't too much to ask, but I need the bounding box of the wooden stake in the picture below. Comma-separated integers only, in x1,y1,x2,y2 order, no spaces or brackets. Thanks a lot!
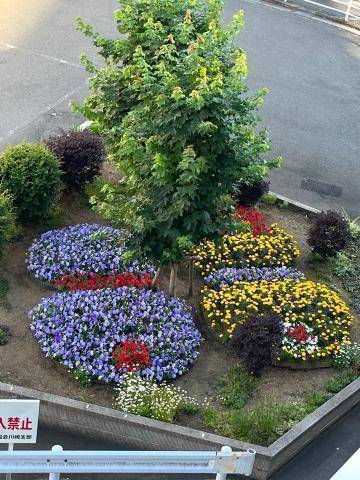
169,263,178,296
152,267,161,287
188,259,193,297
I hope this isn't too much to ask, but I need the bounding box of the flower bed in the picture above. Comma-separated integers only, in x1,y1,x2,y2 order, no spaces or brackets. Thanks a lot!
0,195,356,449
202,279,353,361
29,287,201,383
192,224,299,275
54,272,154,292
204,266,303,289
27,223,154,282
234,205,270,236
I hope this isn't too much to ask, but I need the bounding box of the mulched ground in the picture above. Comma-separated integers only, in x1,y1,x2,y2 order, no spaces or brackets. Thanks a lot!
0,194,357,430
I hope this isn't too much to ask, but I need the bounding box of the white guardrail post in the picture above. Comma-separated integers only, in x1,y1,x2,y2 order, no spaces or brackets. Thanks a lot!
48,445,63,480
0,446,256,479
345,0,354,21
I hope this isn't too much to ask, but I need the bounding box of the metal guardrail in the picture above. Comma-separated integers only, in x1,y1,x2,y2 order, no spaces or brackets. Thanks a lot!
0,445,256,480
286,0,360,21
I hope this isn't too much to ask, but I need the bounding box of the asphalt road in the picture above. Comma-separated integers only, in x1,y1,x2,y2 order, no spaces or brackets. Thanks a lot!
0,404,359,479
226,0,360,215
0,0,359,213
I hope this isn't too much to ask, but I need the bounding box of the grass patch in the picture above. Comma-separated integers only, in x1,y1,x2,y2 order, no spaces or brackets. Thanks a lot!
202,367,358,446
215,363,258,410
332,235,360,313
0,277,11,310
0,324,11,345
40,206,65,232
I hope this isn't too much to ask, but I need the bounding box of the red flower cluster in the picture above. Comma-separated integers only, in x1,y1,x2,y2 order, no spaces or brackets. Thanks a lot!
286,325,313,343
113,339,151,372
54,272,154,292
235,206,270,236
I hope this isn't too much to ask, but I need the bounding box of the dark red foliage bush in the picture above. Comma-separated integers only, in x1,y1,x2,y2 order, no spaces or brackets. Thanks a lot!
307,210,350,257
54,272,154,292
234,206,270,236
234,180,270,207
231,314,282,375
45,129,105,191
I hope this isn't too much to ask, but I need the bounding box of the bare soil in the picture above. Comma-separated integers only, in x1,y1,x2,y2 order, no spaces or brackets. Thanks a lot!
0,196,357,429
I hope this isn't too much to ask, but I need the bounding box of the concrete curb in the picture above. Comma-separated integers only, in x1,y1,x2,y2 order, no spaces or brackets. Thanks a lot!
0,378,358,479
268,191,321,214
268,377,360,476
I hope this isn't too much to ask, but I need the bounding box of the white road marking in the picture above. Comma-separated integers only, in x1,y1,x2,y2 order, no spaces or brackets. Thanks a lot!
0,42,83,68
1,0,358,144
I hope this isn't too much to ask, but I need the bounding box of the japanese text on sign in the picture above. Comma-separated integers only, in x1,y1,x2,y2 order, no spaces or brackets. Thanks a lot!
0,400,39,443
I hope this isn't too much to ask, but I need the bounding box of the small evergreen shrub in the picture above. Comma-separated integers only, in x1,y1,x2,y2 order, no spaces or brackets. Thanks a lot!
308,210,350,257
261,193,277,205
0,324,11,346
0,143,61,223
231,314,282,375
0,189,16,257
234,180,270,207
45,130,104,191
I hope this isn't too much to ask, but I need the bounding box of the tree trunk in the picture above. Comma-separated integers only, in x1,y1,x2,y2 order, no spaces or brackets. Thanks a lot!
188,259,193,297
169,263,179,296
152,267,161,287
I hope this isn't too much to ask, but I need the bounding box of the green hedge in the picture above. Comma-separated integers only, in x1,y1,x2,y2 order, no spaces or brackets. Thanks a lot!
0,189,16,257
0,143,62,223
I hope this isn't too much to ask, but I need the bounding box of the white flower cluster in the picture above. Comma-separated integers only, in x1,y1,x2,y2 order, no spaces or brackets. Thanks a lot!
114,374,199,423
334,342,360,369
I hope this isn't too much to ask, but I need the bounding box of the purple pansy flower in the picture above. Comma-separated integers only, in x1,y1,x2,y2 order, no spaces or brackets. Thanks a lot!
29,287,201,384
204,266,303,289
26,223,155,282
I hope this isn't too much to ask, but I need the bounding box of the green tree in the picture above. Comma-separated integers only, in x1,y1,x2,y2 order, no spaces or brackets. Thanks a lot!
75,0,280,295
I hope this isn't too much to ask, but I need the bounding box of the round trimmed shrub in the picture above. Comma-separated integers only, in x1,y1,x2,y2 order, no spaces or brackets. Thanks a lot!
234,179,270,207
27,223,155,282
193,224,299,275
29,287,201,383
0,143,61,223
308,210,350,257
230,313,282,375
0,189,16,258
45,130,105,191
202,279,353,361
